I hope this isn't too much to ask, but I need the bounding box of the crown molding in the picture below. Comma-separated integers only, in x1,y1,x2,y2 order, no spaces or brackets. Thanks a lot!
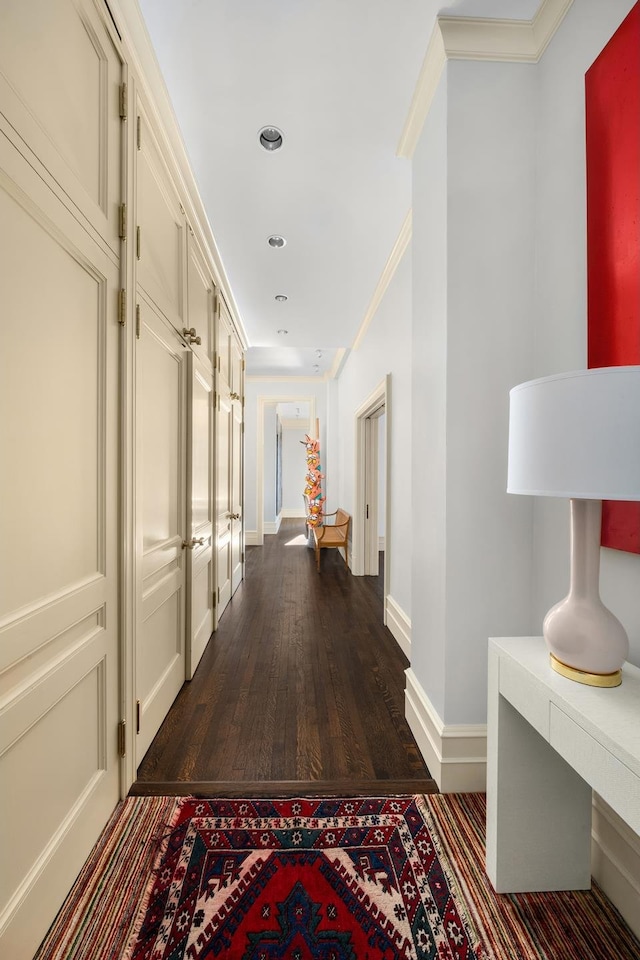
328,347,348,380
278,418,310,430
246,375,325,383
397,0,574,159
352,209,412,351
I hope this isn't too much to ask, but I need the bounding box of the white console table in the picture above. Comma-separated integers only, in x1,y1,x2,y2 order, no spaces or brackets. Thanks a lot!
486,636,640,893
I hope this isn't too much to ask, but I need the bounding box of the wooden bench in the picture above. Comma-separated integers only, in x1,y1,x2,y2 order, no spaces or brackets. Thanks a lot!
313,509,351,572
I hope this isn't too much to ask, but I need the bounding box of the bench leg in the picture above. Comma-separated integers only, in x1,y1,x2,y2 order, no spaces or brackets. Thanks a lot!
315,543,321,572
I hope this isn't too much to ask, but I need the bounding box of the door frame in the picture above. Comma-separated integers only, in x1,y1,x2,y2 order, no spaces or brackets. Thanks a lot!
256,395,316,545
353,377,390,622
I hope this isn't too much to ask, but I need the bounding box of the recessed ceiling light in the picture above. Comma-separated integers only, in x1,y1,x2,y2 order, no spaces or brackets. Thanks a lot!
277,329,288,335
268,235,286,248
275,294,288,302
259,126,283,151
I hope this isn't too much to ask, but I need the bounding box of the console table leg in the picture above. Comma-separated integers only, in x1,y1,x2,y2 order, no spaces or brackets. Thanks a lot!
486,656,592,892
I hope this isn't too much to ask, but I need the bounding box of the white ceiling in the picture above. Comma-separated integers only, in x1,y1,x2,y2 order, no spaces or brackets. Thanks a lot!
137,0,543,378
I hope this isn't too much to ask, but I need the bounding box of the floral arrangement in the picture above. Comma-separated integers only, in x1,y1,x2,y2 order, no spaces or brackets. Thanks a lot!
301,434,325,527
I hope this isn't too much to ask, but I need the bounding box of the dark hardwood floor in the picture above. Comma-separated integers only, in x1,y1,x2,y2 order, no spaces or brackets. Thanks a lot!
131,518,436,797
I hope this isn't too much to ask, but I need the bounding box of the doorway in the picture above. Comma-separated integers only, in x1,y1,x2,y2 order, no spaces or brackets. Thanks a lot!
354,377,390,622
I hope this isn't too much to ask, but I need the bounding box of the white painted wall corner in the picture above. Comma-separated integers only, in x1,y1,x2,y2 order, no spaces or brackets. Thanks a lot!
386,595,411,660
404,668,487,792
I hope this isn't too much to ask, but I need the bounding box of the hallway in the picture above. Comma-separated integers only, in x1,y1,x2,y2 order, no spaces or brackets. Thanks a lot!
132,519,435,796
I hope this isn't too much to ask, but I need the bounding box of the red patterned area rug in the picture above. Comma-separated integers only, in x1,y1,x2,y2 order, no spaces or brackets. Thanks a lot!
35,793,640,960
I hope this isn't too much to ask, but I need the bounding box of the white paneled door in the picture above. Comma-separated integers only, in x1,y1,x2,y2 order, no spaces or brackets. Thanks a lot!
135,297,188,763
0,2,122,953
216,390,233,618
187,353,214,678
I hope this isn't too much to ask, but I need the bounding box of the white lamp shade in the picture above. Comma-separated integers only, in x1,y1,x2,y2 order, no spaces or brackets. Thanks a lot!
508,366,640,500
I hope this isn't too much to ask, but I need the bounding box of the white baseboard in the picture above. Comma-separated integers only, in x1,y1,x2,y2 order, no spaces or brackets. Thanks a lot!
281,508,306,518
592,794,640,939
385,596,411,659
245,530,261,546
263,516,282,535
404,668,487,793
378,536,385,551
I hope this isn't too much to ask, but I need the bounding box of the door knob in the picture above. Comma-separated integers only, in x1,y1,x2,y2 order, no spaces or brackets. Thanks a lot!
230,391,240,400
182,328,202,346
193,536,206,546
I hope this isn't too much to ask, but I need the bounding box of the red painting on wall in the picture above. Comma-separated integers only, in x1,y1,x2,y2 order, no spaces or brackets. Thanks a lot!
586,1,640,553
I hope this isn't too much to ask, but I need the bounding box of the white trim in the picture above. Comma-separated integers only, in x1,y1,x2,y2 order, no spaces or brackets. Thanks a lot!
328,348,348,380
281,508,306,519
257,395,316,546
279,418,308,431
352,211,412,350
378,536,385,551
263,517,281,535
245,531,260,546
592,795,640,939
247,376,326,383
385,596,411,660
397,0,574,159
396,25,447,160
353,379,390,623
404,668,487,793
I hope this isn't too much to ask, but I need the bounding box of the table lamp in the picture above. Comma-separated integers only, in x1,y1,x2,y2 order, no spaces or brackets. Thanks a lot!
507,366,640,687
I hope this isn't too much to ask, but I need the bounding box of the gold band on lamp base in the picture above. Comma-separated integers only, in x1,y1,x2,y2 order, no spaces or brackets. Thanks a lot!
550,653,622,688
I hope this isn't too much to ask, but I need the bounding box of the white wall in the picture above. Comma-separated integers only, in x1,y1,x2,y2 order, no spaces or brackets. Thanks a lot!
412,60,536,724
336,242,412,619
244,379,328,536
531,0,640,667
282,427,308,512
263,404,277,525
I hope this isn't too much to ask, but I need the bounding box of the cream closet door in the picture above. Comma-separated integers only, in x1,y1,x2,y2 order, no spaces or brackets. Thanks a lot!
185,236,215,676
135,298,188,762
216,391,233,617
0,2,122,957
187,353,214,678
230,339,244,594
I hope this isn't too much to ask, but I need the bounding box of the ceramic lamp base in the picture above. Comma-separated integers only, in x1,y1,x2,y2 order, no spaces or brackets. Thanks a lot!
550,653,622,687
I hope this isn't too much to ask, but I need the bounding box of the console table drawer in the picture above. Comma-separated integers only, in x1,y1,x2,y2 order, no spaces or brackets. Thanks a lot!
500,655,550,739
549,703,640,834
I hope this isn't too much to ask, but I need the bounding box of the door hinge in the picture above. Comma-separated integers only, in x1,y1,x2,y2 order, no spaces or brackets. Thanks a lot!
217,587,220,603
241,551,245,564
136,115,141,150
136,699,141,734
135,303,141,340
118,288,126,326
119,82,128,120
118,202,127,240
136,225,141,260
241,421,245,434
117,719,126,757
242,357,246,372
214,351,218,370
366,504,369,519
213,590,217,609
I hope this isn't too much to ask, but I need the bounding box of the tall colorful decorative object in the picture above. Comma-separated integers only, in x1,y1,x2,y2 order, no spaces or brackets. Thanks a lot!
301,434,325,527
